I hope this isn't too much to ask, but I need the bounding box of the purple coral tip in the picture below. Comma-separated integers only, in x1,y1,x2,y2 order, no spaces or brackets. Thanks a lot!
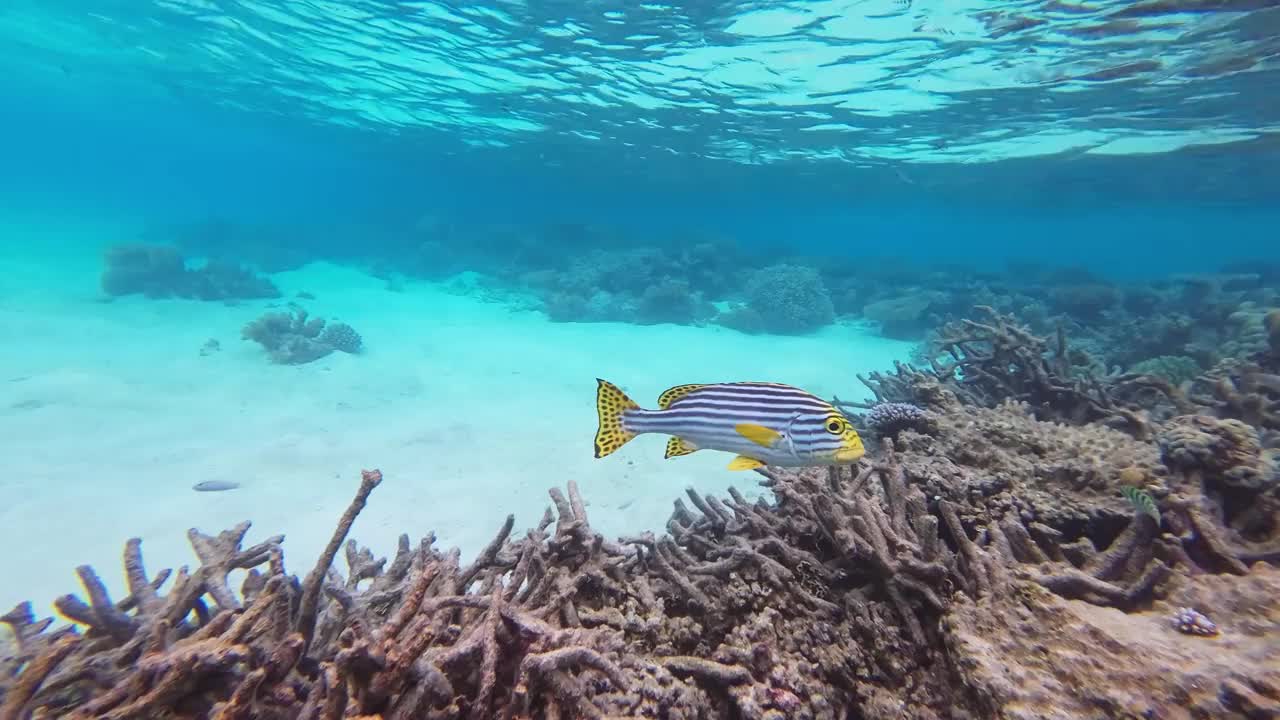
864,402,930,433
1170,607,1218,637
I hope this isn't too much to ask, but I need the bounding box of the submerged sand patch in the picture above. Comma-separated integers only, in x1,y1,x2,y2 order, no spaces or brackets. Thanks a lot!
0,243,914,613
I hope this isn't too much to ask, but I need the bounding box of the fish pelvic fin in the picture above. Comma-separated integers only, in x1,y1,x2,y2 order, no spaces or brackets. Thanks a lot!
728,455,766,471
664,436,700,459
594,378,640,458
735,422,782,448
657,383,708,409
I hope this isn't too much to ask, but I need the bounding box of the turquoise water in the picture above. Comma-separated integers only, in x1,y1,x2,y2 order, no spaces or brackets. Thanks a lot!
3,0,1278,275
1,0,1278,619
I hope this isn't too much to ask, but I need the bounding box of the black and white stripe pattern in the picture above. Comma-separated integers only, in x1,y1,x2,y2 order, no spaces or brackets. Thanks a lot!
623,382,848,466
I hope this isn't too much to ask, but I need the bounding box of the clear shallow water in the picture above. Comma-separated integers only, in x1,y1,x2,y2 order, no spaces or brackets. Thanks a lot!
2,5,1280,716
0,0,1278,611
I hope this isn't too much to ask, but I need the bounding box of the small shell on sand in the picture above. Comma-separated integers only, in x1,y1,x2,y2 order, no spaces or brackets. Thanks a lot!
193,480,241,492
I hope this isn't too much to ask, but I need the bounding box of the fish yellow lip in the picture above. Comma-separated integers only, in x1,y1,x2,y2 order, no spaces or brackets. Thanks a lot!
834,447,865,462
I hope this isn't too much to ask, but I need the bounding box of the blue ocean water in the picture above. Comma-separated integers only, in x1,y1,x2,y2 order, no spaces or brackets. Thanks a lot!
1,0,1279,669
3,0,1278,277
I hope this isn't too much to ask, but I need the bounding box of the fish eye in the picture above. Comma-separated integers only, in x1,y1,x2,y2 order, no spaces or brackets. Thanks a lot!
825,419,843,434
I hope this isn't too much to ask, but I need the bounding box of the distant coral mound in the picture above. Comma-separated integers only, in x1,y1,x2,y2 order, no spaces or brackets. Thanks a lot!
528,246,719,326
719,263,835,334
101,243,280,301
861,292,944,340
635,278,715,326
241,307,363,364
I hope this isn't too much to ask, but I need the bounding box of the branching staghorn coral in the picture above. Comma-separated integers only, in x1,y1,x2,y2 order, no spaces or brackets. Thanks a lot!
852,305,1195,438
4,414,1279,719
0,474,637,720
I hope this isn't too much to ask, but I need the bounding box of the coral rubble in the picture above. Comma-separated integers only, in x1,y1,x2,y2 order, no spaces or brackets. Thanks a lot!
241,306,364,364
4,377,1278,718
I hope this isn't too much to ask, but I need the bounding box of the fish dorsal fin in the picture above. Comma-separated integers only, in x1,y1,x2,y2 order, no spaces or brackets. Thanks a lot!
727,455,766,471
735,423,782,448
657,383,709,409
664,436,700,459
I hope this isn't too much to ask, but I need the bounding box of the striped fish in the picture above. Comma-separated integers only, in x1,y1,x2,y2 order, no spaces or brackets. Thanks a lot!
1120,485,1160,523
593,379,866,470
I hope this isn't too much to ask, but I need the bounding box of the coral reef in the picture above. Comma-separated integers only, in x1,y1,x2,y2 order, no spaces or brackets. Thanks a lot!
809,251,1279,382
101,243,280,301
946,565,1279,719
718,264,835,334
851,302,1279,549
8,255,1280,716
856,305,1189,438
1129,354,1202,385
894,396,1166,535
241,307,364,364
856,401,937,439
1185,356,1280,434
518,241,727,326
853,300,1280,452
635,279,716,326
5,377,1279,718
122,216,1280,368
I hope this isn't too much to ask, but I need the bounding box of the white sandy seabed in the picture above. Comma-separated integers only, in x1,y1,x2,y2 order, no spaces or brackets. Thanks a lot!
0,222,916,616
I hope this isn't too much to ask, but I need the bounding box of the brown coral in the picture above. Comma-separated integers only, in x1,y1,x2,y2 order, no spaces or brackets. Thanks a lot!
3,396,1279,720
895,398,1164,535
241,306,364,365
1265,308,1280,353
1159,414,1267,487
853,305,1189,437
946,564,1280,719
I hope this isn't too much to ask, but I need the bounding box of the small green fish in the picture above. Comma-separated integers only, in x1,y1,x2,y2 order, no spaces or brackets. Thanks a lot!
593,379,866,470
1120,485,1160,523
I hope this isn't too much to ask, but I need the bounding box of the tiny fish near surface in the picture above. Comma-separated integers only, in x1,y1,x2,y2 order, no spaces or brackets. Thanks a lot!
193,479,241,492
593,379,865,471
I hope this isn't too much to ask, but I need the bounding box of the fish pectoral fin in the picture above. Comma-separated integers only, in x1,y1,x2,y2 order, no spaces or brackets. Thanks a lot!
735,423,781,448
664,436,700,459
727,455,766,471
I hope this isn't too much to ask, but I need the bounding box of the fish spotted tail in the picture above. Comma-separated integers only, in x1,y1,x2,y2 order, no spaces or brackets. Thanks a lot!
594,378,640,458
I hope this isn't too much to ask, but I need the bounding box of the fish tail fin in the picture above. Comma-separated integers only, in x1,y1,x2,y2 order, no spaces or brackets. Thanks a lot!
594,378,640,458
